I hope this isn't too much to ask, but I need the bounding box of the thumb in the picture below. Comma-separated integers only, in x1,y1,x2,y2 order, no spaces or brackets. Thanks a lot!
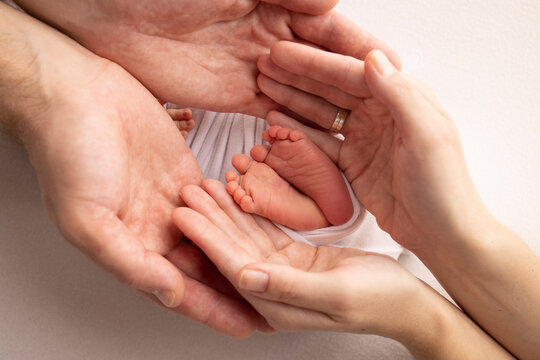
58,204,185,308
237,262,339,313
364,50,449,143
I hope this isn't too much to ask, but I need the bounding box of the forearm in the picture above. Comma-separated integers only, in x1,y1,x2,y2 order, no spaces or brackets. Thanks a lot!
0,2,103,143
389,282,513,360
12,0,92,38
415,215,540,359
0,2,47,140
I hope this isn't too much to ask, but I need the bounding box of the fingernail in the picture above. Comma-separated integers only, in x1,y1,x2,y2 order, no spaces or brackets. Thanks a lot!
371,50,397,77
154,290,175,308
239,270,269,292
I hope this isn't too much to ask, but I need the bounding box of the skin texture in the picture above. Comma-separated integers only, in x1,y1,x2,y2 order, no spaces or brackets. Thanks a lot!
1,0,403,337
225,126,352,231
11,0,379,117
173,180,512,359
257,43,480,250
226,153,331,231
0,3,264,337
257,44,540,358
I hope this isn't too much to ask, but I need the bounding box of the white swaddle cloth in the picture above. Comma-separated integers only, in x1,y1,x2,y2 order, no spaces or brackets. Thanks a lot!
171,105,403,260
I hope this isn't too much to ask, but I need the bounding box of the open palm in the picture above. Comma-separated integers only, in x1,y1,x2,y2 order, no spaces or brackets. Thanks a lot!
257,43,477,249
17,0,338,117
24,56,260,336
174,179,420,333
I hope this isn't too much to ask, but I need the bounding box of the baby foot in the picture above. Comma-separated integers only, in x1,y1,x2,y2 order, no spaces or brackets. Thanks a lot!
226,154,330,231
251,126,354,226
167,108,195,138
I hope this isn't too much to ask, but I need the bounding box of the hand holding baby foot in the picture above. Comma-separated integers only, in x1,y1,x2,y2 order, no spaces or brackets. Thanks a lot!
258,43,486,250
173,180,417,335
172,181,509,359
225,152,329,231
225,126,353,231
259,44,540,359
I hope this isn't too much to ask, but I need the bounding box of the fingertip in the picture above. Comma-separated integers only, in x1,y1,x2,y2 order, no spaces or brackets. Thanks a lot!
390,51,403,72
136,251,186,308
269,41,293,65
257,316,277,334
364,50,401,105
257,54,272,73
202,178,226,194
154,278,185,308
179,184,201,199
238,267,270,293
256,73,272,92
366,50,397,78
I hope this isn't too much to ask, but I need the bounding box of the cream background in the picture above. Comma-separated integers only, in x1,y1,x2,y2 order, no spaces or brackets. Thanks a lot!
1,0,539,359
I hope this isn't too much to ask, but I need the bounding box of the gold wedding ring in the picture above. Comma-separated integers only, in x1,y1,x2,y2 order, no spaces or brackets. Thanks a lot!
330,108,349,133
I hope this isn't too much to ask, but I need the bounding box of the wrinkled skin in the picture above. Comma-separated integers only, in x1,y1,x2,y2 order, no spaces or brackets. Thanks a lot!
173,180,424,335
5,8,262,334
15,0,339,116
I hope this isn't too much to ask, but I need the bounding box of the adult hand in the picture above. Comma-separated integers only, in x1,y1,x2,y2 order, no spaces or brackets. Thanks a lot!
257,43,540,358
174,180,421,334
257,43,486,251
14,0,398,117
173,180,512,359
1,3,262,337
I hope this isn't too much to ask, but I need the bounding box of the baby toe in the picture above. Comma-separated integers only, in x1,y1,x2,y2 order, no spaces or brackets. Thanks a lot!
276,127,291,140
232,154,252,175
233,187,247,205
250,145,270,163
239,196,255,213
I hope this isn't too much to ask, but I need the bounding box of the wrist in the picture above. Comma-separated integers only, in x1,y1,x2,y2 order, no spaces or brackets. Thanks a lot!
387,281,513,359
0,4,47,141
414,210,505,277
379,281,446,357
0,2,106,147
